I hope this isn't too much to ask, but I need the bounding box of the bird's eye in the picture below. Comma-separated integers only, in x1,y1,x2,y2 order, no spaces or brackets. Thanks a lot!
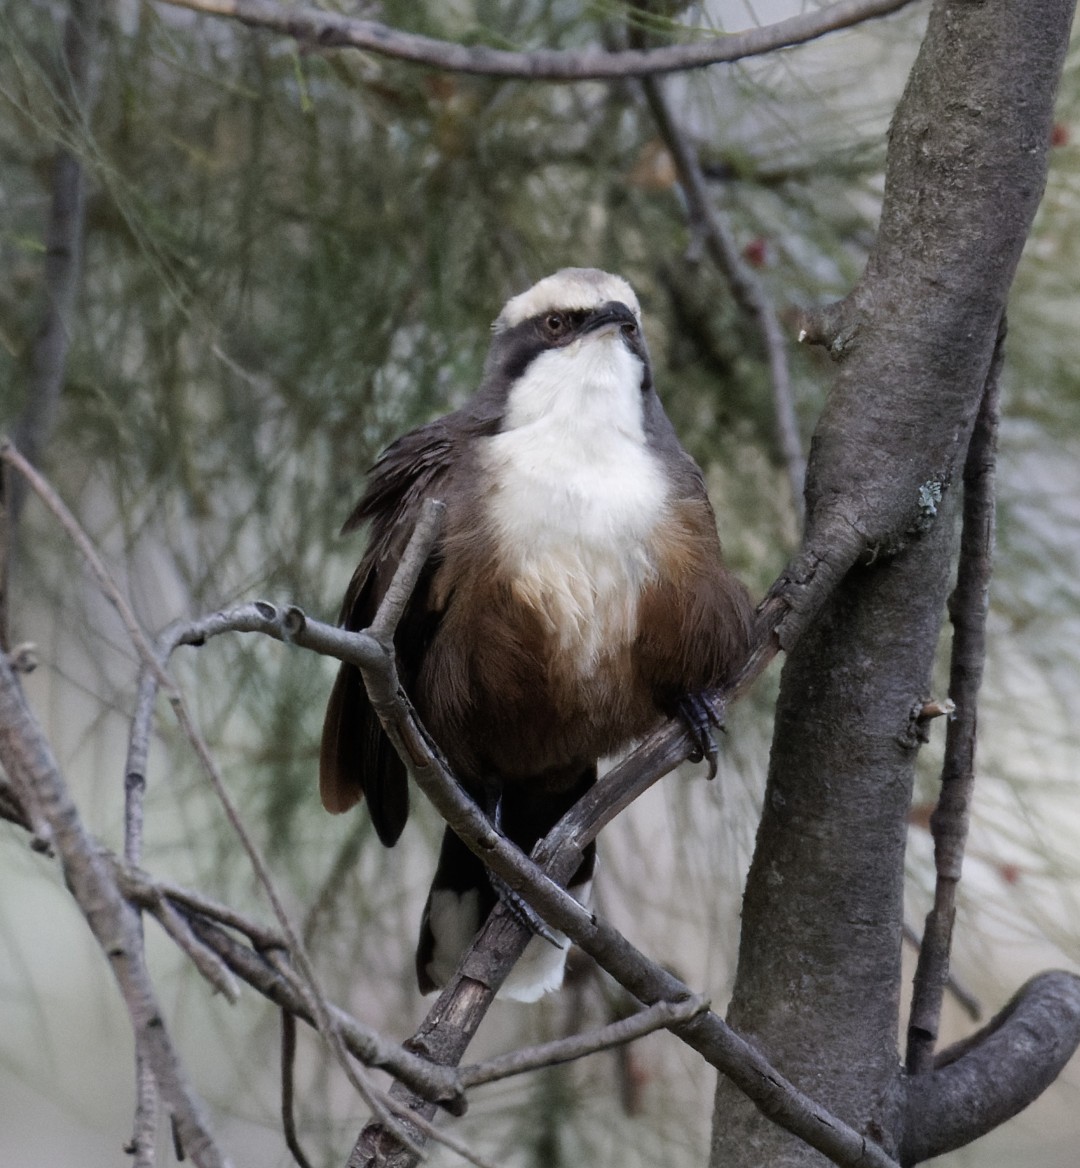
544,313,566,337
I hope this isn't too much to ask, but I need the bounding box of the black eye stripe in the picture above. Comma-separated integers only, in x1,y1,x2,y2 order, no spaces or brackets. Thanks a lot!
536,308,595,340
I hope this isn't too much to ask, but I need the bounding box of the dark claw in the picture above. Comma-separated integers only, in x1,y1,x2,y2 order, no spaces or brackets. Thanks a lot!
489,872,563,947
678,692,727,780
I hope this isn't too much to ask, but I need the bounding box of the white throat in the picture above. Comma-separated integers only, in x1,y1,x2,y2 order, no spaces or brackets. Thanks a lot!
483,333,669,669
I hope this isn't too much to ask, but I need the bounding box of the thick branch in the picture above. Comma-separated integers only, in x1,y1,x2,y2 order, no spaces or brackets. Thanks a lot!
798,0,1073,568
901,971,1080,1165
906,323,1002,1074
156,0,916,80
713,0,1077,1164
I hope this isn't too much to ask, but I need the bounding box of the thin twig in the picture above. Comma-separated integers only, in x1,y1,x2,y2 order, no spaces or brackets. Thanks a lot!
460,994,709,1089
125,657,163,1165
167,683,427,1154
905,320,1003,1074
281,1010,315,1168
183,915,463,1111
156,0,917,81
0,441,173,693
641,76,805,522
378,1095,503,1168
146,895,241,1003
901,921,981,1022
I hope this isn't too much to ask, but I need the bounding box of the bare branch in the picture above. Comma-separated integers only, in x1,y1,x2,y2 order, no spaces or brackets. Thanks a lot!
281,1011,315,1168
181,914,464,1112
145,894,242,1003
0,444,446,1153
370,499,445,641
156,0,917,80
0,441,173,692
902,971,1080,1165
640,76,805,523
4,444,894,1165
6,434,888,1166
906,321,1003,1074
901,922,980,1023
162,693,431,1153
460,995,709,1089
0,653,230,1168
126,1057,160,1168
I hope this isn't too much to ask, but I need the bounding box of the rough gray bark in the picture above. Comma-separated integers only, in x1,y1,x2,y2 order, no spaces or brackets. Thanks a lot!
711,2,1077,1165
902,971,1080,1165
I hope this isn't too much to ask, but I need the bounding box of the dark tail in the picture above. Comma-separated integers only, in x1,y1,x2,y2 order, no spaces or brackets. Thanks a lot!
415,767,597,1000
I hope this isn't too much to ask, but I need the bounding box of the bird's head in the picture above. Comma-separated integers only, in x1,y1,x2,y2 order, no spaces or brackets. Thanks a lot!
483,269,653,434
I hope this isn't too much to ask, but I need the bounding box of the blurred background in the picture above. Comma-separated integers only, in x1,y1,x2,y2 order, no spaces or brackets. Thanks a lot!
1,1,1079,1164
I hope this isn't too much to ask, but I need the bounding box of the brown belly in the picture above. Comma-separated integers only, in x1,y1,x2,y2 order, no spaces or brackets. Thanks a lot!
415,573,659,786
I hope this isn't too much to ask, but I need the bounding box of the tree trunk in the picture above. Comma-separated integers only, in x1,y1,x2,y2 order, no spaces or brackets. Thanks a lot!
710,1,1077,1164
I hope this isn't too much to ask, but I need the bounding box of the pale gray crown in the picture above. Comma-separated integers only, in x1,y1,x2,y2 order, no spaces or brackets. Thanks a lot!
494,268,642,333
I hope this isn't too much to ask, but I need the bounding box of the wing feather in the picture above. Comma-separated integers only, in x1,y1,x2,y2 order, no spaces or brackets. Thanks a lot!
318,419,457,844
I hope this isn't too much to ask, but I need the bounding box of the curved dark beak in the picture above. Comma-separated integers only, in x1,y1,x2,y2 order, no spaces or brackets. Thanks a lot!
580,300,640,337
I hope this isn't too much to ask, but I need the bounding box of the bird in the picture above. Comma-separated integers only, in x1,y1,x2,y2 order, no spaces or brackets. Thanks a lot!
319,268,753,1001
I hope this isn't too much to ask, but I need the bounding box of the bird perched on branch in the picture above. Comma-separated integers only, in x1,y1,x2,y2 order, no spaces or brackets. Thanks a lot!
320,268,752,1001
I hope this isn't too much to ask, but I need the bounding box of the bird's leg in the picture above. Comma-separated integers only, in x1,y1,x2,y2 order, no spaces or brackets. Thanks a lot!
678,691,728,780
486,791,563,948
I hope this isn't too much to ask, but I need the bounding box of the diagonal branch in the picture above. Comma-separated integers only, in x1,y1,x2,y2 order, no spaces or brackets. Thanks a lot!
905,320,1003,1074
345,658,901,1168
112,867,467,1112
459,995,710,1089
156,0,917,81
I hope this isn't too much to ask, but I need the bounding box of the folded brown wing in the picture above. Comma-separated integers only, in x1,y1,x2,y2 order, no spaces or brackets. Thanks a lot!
318,419,457,845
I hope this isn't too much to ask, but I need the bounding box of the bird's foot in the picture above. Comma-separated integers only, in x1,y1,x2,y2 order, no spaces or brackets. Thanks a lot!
678,691,728,780
486,795,563,948
489,873,563,947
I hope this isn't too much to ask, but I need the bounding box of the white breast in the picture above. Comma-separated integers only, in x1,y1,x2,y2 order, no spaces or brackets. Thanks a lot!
483,333,669,672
